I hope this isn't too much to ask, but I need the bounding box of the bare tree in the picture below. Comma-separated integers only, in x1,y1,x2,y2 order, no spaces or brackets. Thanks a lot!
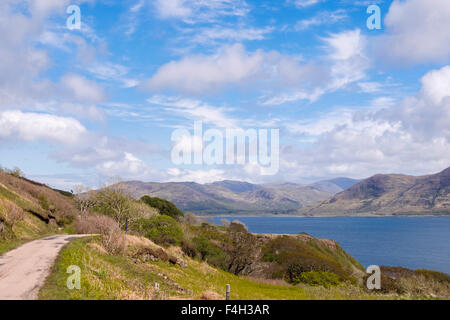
73,185,97,216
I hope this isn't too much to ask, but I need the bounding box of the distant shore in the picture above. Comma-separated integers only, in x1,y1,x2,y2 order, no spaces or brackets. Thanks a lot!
197,213,450,218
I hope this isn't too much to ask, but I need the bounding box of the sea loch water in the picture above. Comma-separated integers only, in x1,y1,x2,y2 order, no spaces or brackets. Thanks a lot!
210,216,450,274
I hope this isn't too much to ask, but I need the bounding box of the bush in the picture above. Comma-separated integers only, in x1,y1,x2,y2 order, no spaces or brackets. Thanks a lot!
181,240,199,258
140,196,184,219
415,269,450,283
8,167,24,178
293,271,342,287
192,236,229,270
74,215,125,254
2,201,24,228
74,214,117,234
133,215,183,246
261,236,355,283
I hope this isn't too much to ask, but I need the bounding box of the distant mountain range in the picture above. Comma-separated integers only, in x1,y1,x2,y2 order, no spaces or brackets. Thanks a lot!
117,178,359,215
310,177,361,194
300,167,450,216
117,168,450,216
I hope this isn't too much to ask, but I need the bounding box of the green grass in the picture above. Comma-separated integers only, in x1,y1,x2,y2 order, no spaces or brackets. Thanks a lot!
0,238,27,256
39,237,179,300
39,237,404,300
162,260,309,300
0,211,57,256
0,183,43,214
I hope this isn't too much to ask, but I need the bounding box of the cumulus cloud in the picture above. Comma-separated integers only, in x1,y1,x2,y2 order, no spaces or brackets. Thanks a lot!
61,74,107,104
145,43,336,100
419,66,450,105
281,65,450,180
96,152,155,178
262,29,368,105
0,0,109,121
0,110,87,144
167,168,227,184
145,44,265,94
377,0,450,64
0,109,163,181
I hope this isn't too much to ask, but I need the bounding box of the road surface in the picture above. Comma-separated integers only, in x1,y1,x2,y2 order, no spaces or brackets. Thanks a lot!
0,235,92,300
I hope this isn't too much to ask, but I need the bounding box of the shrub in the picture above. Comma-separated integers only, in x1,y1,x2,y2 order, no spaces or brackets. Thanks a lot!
38,194,51,211
140,196,184,219
2,201,24,228
130,201,159,219
293,271,342,287
192,236,228,270
74,214,125,254
415,269,450,283
229,221,248,233
182,212,199,225
8,167,24,178
133,215,183,246
74,214,117,234
261,235,355,283
181,240,199,258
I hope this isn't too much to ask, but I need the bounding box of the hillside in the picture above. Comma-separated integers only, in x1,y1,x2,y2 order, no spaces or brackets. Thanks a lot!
116,180,332,215
1,170,448,300
300,167,450,216
0,169,78,252
39,224,450,300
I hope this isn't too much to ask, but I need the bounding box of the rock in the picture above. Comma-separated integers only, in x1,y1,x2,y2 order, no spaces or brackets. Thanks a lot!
177,258,188,268
169,256,177,265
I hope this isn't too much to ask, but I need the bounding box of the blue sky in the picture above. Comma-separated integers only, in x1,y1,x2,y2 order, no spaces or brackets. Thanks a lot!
1,0,450,190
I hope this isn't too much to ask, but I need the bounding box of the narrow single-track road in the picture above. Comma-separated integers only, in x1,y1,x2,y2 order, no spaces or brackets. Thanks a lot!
0,235,92,300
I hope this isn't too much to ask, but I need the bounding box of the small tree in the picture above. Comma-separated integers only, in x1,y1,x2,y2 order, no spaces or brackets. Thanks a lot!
94,188,133,229
8,167,24,178
226,222,256,275
133,215,183,246
140,196,184,219
73,185,97,216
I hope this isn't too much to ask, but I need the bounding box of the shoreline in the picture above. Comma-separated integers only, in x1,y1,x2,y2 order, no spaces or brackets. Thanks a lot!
197,214,450,218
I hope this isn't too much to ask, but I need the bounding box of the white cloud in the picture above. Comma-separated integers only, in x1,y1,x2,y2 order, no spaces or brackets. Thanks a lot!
378,0,450,64
186,26,274,44
146,43,338,100
0,110,87,144
291,0,323,8
280,66,450,180
295,10,347,31
147,95,238,127
263,29,368,105
358,82,381,93
154,0,249,23
145,44,265,94
130,0,145,13
61,74,107,104
167,168,227,184
419,66,450,105
97,152,151,177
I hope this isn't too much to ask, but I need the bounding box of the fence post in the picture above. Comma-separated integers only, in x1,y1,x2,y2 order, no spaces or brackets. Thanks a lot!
226,284,230,300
